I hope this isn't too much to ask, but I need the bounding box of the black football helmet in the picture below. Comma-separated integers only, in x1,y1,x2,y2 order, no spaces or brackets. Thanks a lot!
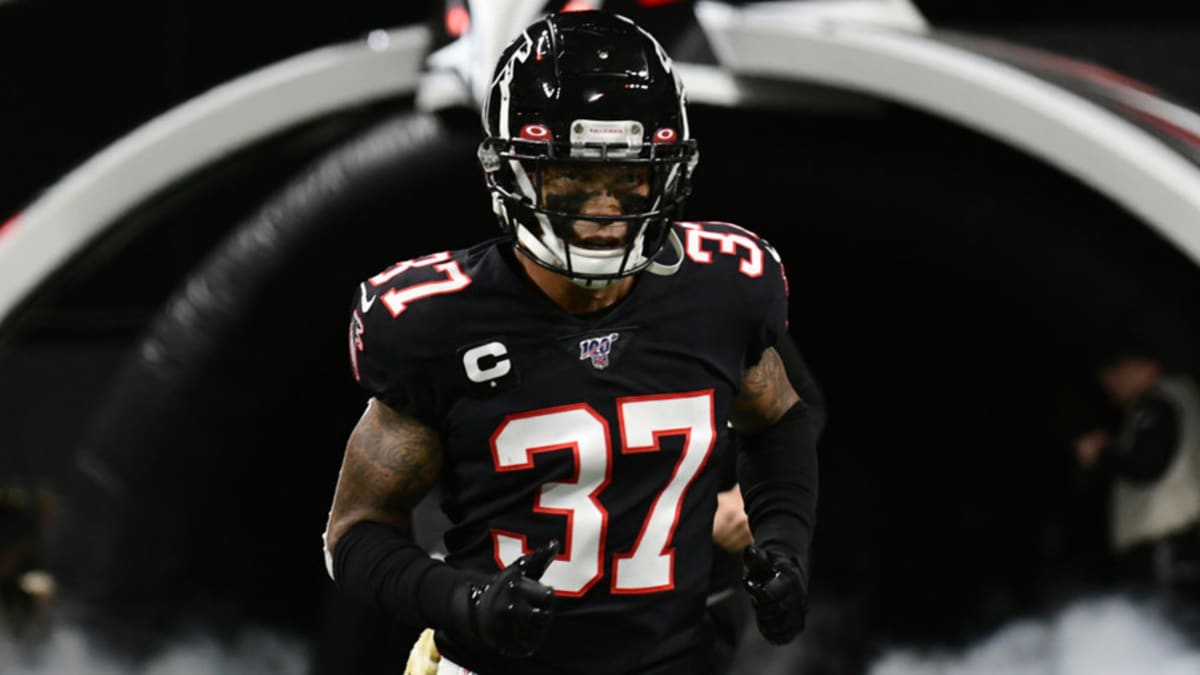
478,10,699,288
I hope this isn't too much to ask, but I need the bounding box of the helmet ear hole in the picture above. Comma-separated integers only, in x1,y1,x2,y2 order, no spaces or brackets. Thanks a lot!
478,143,501,173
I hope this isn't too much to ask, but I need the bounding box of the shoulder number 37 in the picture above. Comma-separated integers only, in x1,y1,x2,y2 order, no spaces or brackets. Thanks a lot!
366,222,768,319
490,390,715,597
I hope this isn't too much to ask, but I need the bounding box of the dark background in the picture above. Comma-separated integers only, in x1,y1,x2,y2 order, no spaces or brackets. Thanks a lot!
3,1,1200,673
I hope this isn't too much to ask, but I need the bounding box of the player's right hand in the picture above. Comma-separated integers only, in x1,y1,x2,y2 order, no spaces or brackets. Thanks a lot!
463,539,558,657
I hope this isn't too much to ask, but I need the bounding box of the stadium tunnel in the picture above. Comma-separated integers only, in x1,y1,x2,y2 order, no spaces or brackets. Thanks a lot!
2,1,1200,670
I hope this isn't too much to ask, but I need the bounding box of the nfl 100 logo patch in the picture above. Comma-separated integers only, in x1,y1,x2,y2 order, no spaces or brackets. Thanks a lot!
579,332,620,370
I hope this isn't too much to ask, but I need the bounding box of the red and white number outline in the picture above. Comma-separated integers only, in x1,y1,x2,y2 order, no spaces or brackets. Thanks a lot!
678,221,764,278
490,404,613,597
611,390,716,593
369,251,472,317
489,390,716,597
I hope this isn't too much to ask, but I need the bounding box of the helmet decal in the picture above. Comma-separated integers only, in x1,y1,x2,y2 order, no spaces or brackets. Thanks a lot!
494,31,534,141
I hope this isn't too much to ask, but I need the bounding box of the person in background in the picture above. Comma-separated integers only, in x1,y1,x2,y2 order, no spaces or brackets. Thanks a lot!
0,485,56,643
1074,352,1200,605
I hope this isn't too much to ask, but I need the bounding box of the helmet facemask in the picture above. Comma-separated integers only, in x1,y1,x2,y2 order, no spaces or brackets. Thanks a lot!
479,133,696,288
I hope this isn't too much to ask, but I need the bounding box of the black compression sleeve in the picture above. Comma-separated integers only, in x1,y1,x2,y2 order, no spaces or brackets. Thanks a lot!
774,334,827,440
737,401,819,586
332,521,470,630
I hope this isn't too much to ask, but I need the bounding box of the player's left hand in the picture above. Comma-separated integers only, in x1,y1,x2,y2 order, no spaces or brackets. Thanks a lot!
742,544,807,644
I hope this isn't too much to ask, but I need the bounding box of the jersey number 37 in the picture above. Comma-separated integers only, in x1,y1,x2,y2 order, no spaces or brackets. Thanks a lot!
490,390,715,598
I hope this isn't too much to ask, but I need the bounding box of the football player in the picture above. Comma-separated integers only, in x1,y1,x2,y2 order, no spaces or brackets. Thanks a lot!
323,11,819,674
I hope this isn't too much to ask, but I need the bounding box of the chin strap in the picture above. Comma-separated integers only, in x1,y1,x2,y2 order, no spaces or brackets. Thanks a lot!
515,223,685,288
646,228,684,278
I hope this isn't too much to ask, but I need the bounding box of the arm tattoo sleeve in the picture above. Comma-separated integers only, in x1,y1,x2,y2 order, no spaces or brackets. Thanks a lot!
732,347,802,433
326,399,443,547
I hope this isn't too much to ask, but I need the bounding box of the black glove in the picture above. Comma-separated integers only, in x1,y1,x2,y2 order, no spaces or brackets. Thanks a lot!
743,544,808,644
451,539,558,657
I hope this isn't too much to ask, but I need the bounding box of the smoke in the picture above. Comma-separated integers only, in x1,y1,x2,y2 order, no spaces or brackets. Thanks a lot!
0,623,310,675
869,594,1200,675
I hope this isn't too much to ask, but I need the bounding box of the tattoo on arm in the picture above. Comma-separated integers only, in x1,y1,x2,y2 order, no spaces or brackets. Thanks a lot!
731,347,801,433
326,399,443,550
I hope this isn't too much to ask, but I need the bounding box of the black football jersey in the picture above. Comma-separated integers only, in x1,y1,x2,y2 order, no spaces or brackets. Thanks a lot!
349,221,788,675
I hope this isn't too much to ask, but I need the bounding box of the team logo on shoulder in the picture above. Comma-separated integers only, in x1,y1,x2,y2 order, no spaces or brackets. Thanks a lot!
358,282,377,314
579,333,620,370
